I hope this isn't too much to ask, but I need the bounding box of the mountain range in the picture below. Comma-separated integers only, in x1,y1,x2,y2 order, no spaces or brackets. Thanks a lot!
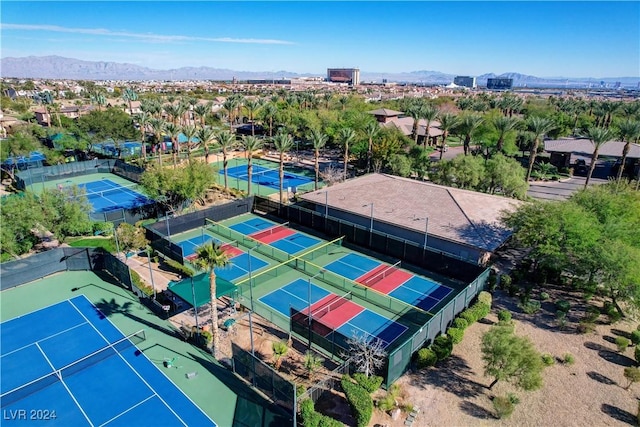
1,56,638,89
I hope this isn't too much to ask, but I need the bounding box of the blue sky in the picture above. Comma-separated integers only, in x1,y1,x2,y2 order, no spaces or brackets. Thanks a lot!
1,1,638,78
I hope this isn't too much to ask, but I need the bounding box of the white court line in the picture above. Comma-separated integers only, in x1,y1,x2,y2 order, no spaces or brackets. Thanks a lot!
34,342,94,427
1,322,88,358
98,394,156,427
69,296,217,426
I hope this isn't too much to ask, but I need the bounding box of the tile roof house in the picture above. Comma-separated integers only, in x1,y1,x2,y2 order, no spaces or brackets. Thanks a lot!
300,173,522,265
368,109,443,143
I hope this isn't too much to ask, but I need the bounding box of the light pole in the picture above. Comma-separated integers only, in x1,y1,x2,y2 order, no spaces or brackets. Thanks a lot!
247,244,260,355
307,269,326,349
191,276,200,343
362,203,374,246
146,246,156,299
413,216,429,249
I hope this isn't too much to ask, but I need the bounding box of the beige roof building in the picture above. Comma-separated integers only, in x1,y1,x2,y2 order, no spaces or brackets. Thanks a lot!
301,173,522,264
368,109,443,140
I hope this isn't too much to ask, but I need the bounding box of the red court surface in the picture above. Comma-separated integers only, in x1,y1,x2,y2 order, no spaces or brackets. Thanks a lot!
310,294,364,330
250,227,295,244
356,265,413,294
220,243,243,258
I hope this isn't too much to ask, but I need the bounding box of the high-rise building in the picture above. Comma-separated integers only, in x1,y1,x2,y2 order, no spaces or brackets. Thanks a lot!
453,76,476,88
486,78,513,90
327,68,360,86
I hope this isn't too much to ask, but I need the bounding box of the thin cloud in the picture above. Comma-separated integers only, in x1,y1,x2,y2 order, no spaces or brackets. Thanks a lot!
1,23,295,45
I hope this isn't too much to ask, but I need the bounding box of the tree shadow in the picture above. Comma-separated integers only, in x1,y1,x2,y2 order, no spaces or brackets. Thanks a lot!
188,351,292,427
611,329,631,340
584,341,635,367
601,403,636,425
410,355,486,399
586,371,617,386
603,335,618,344
459,400,494,420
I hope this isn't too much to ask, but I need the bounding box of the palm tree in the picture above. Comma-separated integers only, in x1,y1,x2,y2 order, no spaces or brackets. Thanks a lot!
241,135,263,195
261,103,278,137
215,130,236,191
193,104,209,128
456,114,484,156
338,127,356,180
181,125,199,163
616,119,640,180
309,129,328,190
135,112,151,160
197,127,216,164
148,118,165,166
193,242,231,357
363,121,380,173
222,98,239,129
122,88,138,115
272,131,295,203
322,92,333,109
244,99,262,136
583,127,614,188
525,117,556,182
437,113,458,160
163,122,181,168
406,103,423,144
421,105,439,148
492,116,521,154
338,95,349,111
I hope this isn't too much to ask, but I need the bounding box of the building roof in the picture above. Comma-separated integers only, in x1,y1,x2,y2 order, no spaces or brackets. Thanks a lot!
382,117,444,138
545,138,640,159
367,108,404,117
301,174,522,252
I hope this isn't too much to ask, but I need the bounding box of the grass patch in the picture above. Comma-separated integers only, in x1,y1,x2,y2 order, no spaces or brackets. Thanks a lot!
68,237,116,253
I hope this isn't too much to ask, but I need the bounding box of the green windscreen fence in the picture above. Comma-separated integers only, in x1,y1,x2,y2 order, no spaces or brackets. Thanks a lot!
167,272,237,308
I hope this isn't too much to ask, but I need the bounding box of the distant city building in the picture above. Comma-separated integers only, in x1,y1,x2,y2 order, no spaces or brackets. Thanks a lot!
327,68,360,86
453,76,476,88
486,78,513,90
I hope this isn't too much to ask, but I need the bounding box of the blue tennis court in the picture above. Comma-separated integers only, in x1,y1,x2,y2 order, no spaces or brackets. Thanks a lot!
224,165,313,191
323,253,382,281
389,277,453,311
215,253,269,282
269,233,321,255
259,279,330,317
0,295,215,426
335,309,408,348
72,179,153,213
177,235,215,258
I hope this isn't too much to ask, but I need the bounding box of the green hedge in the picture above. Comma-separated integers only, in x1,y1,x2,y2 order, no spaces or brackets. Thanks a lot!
416,348,437,368
447,327,464,344
353,373,383,393
130,270,154,296
341,376,372,427
431,335,453,361
299,399,342,427
453,317,469,330
165,258,195,277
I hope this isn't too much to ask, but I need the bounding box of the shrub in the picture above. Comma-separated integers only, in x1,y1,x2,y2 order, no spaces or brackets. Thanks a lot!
165,258,195,277
453,317,469,330
631,331,640,346
416,348,437,369
353,373,383,394
447,327,464,344
540,291,550,301
377,384,401,412
299,398,342,427
577,321,596,334
584,305,601,323
635,346,640,365
556,300,570,313
460,309,476,325
562,353,575,365
431,335,453,361
92,221,113,235
473,302,491,320
477,291,492,307
520,300,541,315
341,376,373,427
500,274,512,290
487,272,498,292
493,395,515,419
616,337,630,352
541,353,555,366
497,309,512,324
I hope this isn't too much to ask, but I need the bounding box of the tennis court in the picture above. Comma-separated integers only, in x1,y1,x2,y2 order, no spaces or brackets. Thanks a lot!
0,295,215,426
70,179,153,213
324,253,453,312
228,219,321,255
258,279,330,317
223,165,313,191
179,235,243,260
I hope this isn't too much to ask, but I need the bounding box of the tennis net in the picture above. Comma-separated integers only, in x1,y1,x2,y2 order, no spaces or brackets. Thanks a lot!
310,292,352,319
361,261,402,287
251,222,290,240
0,329,146,407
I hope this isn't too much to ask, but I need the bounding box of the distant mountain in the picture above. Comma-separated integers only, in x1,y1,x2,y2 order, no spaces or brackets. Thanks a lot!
1,56,638,88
